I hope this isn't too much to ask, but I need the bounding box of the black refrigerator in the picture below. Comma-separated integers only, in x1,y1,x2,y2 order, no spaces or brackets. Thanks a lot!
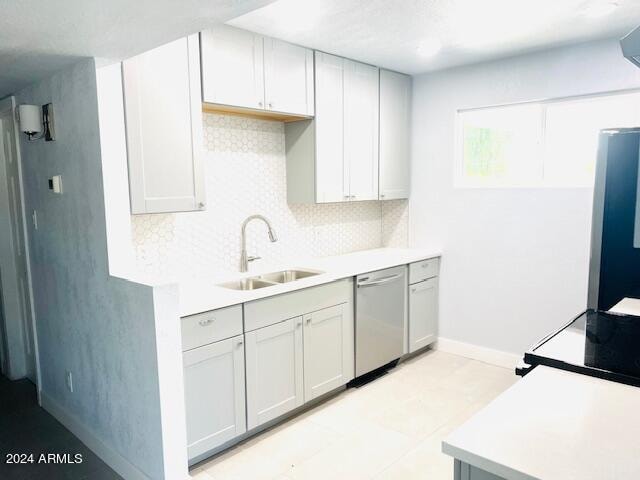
519,128,640,387
588,128,640,311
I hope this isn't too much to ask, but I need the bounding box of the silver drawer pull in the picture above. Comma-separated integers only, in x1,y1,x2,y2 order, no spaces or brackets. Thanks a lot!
422,263,429,268
358,273,403,288
237,339,243,347
199,318,214,327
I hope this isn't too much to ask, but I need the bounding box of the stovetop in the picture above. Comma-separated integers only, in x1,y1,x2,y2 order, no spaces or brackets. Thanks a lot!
524,309,640,387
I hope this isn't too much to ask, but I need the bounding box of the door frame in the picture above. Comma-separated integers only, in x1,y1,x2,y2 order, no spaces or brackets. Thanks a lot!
0,95,40,393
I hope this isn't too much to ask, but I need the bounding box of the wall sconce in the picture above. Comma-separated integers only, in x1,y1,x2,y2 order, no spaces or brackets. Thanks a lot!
15,103,56,141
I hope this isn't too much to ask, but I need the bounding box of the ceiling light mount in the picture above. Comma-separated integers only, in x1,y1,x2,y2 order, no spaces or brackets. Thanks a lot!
417,38,442,58
583,1,619,19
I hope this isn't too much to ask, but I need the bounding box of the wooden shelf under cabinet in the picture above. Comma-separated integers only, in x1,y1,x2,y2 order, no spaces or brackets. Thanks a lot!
202,103,312,123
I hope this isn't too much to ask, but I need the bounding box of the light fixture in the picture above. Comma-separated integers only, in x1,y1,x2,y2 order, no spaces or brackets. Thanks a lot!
417,38,442,58
583,1,619,18
15,103,55,141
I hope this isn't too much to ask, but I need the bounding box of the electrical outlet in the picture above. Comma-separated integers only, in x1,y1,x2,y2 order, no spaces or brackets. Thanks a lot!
65,371,73,393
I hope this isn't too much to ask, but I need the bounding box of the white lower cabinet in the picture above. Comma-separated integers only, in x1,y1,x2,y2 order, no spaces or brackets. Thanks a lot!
183,334,246,460
303,304,354,401
409,277,439,353
244,302,355,429
245,317,304,429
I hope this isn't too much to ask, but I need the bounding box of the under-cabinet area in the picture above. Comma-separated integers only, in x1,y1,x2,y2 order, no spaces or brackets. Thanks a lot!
120,24,411,215
180,255,439,465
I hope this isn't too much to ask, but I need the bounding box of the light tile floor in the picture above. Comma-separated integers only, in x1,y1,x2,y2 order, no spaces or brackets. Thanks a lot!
191,349,518,480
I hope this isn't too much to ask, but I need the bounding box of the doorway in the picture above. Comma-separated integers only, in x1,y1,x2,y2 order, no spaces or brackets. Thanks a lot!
0,96,37,384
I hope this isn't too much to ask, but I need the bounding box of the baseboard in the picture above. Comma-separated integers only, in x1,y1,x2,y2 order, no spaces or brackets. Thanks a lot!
40,391,150,480
435,337,520,369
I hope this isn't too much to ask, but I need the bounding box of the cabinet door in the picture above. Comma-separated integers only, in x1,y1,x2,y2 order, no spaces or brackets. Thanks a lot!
344,59,379,201
183,335,246,460
264,38,314,116
123,35,205,214
200,26,265,110
409,277,438,353
303,304,354,401
379,70,411,200
245,317,304,429
314,52,346,203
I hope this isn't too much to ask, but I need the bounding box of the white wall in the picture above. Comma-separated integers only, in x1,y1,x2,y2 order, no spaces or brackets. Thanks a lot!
16,58,186,479
410,39,640,355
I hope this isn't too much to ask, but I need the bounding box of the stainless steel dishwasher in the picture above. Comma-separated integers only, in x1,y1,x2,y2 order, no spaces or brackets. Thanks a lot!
355,265,408,377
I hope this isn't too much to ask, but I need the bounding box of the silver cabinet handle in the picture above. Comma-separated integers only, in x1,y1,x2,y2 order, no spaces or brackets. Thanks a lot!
306,317,312,324
357,273,403,288
198,202,206,209
268,102,273,109
237,339,243,347
199,318,214,326
296,320,302,328
258,101,263,107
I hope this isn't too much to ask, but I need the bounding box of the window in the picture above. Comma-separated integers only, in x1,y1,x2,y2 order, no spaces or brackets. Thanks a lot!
456,91,640,188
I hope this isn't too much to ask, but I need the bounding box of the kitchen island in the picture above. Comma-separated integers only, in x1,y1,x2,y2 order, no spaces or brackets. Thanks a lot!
442,365,640,480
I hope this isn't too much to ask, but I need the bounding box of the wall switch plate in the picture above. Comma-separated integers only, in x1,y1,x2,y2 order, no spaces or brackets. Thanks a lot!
32,210,38,230
65,371,73,393
48,175,63,194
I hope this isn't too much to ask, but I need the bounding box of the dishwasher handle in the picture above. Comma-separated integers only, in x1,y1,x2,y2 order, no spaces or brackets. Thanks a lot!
357,273,403,288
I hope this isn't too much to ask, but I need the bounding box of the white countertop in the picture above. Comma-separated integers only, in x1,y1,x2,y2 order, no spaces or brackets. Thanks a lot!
609,297,640,316
443,366,640,480
178,248,440,317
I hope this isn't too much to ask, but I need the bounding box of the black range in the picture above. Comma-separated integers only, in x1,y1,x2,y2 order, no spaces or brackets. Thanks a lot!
522,309,640,387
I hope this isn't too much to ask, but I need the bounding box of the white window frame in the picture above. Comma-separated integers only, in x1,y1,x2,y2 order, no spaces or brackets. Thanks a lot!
454,88,640,189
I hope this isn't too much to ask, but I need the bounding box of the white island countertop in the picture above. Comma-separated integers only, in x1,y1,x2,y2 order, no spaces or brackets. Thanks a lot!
178,247,440,317
443,366,640,480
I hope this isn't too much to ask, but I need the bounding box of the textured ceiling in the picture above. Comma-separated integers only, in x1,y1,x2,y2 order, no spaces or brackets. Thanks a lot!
0,0,274,97
229,0,640,74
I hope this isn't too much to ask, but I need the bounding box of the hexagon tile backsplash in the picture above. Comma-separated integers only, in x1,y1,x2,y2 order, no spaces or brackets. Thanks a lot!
131,113,409,279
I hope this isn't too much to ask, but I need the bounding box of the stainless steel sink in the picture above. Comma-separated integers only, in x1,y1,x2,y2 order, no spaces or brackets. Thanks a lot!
259,269,322,283
217,278,277,290
217,268,323,290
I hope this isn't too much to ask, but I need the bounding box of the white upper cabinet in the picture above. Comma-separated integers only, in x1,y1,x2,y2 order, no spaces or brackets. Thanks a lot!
201,26,314,117
344,59,379,201
122,35,205,214
285,53,380,204
379,69,411,200
200,26,265,110
264,38,314,116
315,52,345,203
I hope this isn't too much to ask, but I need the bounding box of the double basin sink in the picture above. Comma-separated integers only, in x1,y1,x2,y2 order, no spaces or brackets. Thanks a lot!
218,269,323,290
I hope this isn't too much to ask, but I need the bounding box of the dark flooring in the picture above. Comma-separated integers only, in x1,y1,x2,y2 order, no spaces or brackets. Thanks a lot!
0,374,122,480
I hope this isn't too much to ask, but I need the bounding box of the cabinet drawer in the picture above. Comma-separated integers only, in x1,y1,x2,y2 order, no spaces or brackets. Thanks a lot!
409,257,439,284
244,279,353,332
181,304,243,351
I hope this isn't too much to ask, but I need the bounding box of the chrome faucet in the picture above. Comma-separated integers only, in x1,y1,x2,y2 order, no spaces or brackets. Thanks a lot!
240,214,278,272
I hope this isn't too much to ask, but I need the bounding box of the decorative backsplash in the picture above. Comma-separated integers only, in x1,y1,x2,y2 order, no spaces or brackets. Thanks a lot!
131,113,409,279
